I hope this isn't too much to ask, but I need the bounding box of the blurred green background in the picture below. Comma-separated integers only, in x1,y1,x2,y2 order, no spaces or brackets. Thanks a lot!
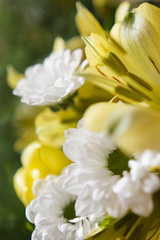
0,0,116,239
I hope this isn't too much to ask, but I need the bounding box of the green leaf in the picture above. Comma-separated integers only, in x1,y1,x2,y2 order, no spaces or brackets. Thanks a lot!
98,215,115,230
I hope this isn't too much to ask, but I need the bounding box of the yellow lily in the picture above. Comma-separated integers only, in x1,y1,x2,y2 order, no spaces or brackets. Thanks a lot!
80,3,160,111
14,141,71,206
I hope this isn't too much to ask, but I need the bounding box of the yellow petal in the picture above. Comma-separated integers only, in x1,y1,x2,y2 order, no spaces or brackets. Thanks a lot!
75,2,106,38
65,36,85,51
21,141,41,167
13,168,34,206
84,34,109,66
53,36,84,52
83,102,133,132
83,30,160,110
84,102,160,152
35,108,80,148
77,81,112,103
14,141,71,205
21,141,70,174
53,37,65,52
39,145,71,175
110,3,160,107
115,1,130,23
82,3,160,111
82,35,154,109
7,65,24,89
135,3,160,42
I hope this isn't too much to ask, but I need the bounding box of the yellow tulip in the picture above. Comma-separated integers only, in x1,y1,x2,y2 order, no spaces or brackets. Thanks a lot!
14,141,71,206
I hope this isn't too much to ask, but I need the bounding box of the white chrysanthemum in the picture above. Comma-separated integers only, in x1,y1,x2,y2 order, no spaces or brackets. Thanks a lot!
135,150,160,171
113,151,160,217
61,120,131,218
26,175,97,240
13,49,87,105
61,121,160,219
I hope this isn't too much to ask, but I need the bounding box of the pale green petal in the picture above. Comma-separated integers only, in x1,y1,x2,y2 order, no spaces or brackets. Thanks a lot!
84,102,160,152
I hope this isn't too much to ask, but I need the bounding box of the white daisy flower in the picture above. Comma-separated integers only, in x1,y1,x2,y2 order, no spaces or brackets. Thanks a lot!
113,151,160,217
135,150,160,172
13,49,87,106
61,120,160,219
26,175,97,240
61,120,131,218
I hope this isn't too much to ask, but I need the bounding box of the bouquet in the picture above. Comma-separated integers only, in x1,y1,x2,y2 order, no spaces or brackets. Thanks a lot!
8,1,160,239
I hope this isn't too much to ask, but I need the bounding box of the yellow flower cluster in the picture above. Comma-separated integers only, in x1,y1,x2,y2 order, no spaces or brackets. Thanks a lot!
9,1,160,239
75,2,160,158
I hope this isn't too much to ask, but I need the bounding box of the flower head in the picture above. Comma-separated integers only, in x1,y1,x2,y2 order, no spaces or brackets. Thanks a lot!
61,120,160,219
61,120,133,218
13,49,87,106
26,175,97,240
114,150,160,217
79,3,160,111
